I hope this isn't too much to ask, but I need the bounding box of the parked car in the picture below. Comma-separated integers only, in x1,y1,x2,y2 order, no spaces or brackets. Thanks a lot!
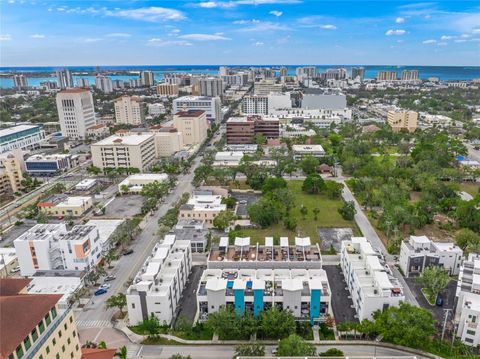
10,266,21,273
104,275,116,282
99,283,111,290
123,249,134,256
436,295,444,307
94,288,108,296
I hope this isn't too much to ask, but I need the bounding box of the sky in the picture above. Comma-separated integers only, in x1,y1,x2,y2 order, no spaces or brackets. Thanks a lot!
1,0,479,66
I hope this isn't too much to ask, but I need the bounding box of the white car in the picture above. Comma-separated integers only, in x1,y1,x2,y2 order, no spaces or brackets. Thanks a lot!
99,283,111,289
10,266,21,273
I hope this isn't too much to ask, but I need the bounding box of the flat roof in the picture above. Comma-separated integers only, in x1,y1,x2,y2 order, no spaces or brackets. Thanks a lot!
175,110,205,117
93,134,153,146
292,144,325,152
0,124,41,137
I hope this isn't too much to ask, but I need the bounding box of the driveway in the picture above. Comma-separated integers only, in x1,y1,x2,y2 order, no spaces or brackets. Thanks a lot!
323,265,357,323
173,265,205,326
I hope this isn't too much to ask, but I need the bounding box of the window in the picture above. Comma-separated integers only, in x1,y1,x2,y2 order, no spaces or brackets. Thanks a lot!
467,329,476,336
52,338,56,346
75,344,79,351
72,331,76,337
67,338,71,345
44,314,51,326
39,355,43,359
69,316,73,323
51,307,57,319
15,345,24,359
62,345,65,353
56,354,60,359
46,346,50,354
131,303,135,309
64,323,67,330
24,336,31,350
31,328,38,341
58,330,62,338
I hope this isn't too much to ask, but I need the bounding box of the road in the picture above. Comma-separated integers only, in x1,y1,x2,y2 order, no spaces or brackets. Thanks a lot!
136,344,427,359
466,143,480,162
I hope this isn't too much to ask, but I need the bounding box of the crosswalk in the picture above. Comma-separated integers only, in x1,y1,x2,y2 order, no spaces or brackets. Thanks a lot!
126,344,140,359
76,320,113,329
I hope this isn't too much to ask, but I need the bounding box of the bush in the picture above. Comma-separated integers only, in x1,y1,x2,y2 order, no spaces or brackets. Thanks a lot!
338,201,356,220
319,348,344,357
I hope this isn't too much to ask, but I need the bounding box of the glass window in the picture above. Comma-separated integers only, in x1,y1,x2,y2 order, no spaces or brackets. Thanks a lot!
15,345,24,359
46,346,50,354
24,336,31,350
51,307,57,319
31,328,38,341
56,354,60,359
44,314,51,326
62,345,65,353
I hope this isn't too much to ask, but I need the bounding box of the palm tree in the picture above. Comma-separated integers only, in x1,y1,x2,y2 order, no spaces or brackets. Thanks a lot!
114,346,127,359
313,208,320,220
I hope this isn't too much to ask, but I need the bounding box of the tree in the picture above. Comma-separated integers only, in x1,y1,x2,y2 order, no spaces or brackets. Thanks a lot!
313,208,320,220
277,334,316,357
299,155,319,175
372,302,435,349
138,314,161,338
247,198,282,228
324,181,344,199
258,307,295,339
454,228,480,252
300,205,308,220
221,197,237,209
141,181,169,200
338,201,356,220
114,346,127,359
302,174,325,194
261,177,287,194
205,307,239,340
213,210,236,231
417,266,450,301
284,215,297,231
319,348,344,357
253,133,267,145
120,184,130,194
87,165,102,176
269,188,295,214
233,343,265,358
97,341,107,349
169,355,192,359
106,293,127,315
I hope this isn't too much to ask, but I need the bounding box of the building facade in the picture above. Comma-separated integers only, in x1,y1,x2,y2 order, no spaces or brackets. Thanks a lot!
56,88,96,140
156,83,179,97
56,69,74,89
173,110,208,146
95,75,113,93
114,96,145,125
25,153,79,175
198,77,224,97
37,195,93,217
118,173,168,194
179,190,226,228
226,116,279,144
387,110,418,132
173,96,222,123
377,71,398,81
0,125,45,154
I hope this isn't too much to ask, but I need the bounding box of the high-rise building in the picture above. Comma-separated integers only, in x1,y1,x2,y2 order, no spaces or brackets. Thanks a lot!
301,89,347,110
0,151,24,197
173,96,222,123
199,77,224,97
377,71,398,81
112,79,125,89
140,70,154,87
76,78,89,88
56,69,74,89
173,110,209,146
279,66,288,77
219,66,229,76
95,75,113,93
128,78,141,88
351,67,365,81
226,115,279,144
242,93,291,115
0,278,82,359
56,88,96,140
114,96,145,125
387,109,418,132
12,74,28,89
253,79,283,95
401,70,419,81
156,83,179,97
221,73,249,87
324,68,347,80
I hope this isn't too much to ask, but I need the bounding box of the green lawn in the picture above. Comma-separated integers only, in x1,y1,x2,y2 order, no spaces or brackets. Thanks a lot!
459,182,480,197
236,180,357,244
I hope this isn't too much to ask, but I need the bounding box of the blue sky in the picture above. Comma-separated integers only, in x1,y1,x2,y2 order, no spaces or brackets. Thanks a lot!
1,0,479,66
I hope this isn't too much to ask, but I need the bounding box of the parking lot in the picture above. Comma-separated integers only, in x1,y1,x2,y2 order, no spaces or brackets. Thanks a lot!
323,265,358,323
173,265,205,325
0,222,35,248
100,195,144,219
231,191,260,217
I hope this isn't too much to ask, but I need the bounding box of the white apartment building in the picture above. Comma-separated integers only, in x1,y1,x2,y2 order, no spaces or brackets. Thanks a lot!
95,75,113,93
399,235,463,278
401,70,419,81
148,103,166,116
242,93,291,115
173,96,222,123
173,110,208,146
127,236,192,325
0,124,45,153
179,190,226,228
199,77,224,97
114,96,145,125
455,253,480,347
56,88,96,140
340,237,404,320
14,223,103,276
221,73,249,87
140,71,155,87
254,79,283,95
197,268,331,323
118,173,168,194
292,144,325,160
91,134,156,171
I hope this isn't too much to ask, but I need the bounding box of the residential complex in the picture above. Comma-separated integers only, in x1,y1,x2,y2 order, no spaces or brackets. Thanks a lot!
37,195,93,217
25,153,79,175
0,124,45,153
179,190,226,228
12,74,28,89
126,236,192,325
198,77,224,97
387,110,418,132
242,93,291,115
0,278,82,359
399,235,463,277
226,115,279,144
56,68,74,89
156,83,179,97
140,70,154,87
377,71,398,81
173,110,209,146
455,253,480,347
401,70,419,81
253,79,283,95
91,134,156,171
118,173,168,194
0,151,24,196
114,95,144,125
174,220,208,253
56,88,96,140
14,223,102,275
173,96,222,123
340,237,404,320
95,75,113,93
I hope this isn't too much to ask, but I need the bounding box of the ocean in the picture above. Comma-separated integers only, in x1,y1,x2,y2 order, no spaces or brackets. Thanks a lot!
1,65,479,88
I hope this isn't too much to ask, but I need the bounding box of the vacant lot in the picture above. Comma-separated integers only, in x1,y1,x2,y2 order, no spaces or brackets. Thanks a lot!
236,180,357,244
459,182,480,197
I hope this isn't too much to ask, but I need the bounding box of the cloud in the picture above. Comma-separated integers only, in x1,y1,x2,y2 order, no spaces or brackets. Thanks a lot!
269,10,282,17
233,19,260,24
83,38,102,43
437,42,447,46
254,41,264,46
473,28,480,34
440,35,453,40
147,38,192,46
236,21,290,32
192,0,300,8
422,39,437,44
385,29,406,36
395,17,405,24
0,34,12,41
319,24,336,30
454,39,467,43
106,33,131,37
178,33,231,41
107,7,186,22
30,34,45,39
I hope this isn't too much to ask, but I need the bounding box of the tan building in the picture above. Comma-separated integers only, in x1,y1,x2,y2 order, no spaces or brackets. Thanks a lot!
173,110,208,146
91,134,156,171
387,110,418,132
86,124,110,139
156,83,179,97
0,278,82,359
114,96,144,125
0,248,18,278
37,195,93,217
151,127,183,157
178,191,226,228
0,151,24,197
56,88,96,140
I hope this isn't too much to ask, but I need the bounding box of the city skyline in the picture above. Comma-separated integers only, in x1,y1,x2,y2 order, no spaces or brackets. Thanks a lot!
1,0,480,67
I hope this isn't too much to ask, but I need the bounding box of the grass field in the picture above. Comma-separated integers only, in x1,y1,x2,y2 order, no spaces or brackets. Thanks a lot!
459,182,480,197
235,180,357,244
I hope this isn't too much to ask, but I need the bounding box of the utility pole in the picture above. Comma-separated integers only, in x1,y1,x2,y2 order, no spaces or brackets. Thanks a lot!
442,308,453,340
